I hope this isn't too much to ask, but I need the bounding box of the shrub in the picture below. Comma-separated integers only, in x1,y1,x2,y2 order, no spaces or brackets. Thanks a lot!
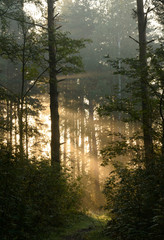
0,145,82,240
104,159,164,240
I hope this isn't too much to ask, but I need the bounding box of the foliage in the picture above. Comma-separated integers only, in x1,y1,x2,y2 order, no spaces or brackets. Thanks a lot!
99,38,164,240
46,212,108,240
103,158,164,240
152,0,164,26
0,145,82,240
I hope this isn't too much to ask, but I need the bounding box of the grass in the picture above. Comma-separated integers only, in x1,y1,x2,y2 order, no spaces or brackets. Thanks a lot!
45,211,109,240
84,230,109,240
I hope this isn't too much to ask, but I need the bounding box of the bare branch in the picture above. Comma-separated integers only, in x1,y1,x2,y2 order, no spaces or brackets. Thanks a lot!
132,9,137,14
55,25,62,30
23,67,49,98
129,36,139,44
147,7,156,13
57,67,62,73
147,39,155,44
53,13,60,19
0,82,18,100
57,78,67,83
57,78,79,83
3,14,48,30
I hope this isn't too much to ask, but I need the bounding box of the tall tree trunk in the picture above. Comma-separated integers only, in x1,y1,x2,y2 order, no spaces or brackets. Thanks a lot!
137,0,154,167
19,99,24,161
9,100,13,149
70,109,75,178
6,99,10,148
160,90,164,158
47,0,60,168
63,113,67,169
89,99,101,204
19,27,26,161
25,100,28,159
75,113,80,176
80,95,85,174
14,102,18,154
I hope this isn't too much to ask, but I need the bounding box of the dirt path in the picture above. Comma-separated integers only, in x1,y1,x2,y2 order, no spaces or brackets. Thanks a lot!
64,226,93,240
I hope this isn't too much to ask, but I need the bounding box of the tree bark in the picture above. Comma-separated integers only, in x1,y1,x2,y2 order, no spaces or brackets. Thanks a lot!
25,100,28,159
19,29,26,161
47,0,60,169
80,95,85,174
19,99,24,161
6,99,10,148
14,102,18,154
9,100,13,149
89,99,101,204
137,0,154,167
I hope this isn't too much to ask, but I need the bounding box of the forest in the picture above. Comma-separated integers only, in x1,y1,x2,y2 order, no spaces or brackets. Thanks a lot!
0,0,164,239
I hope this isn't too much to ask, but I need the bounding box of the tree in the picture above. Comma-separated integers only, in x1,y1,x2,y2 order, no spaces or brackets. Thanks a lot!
0,8,47,160
136,0,154,167
152,0,164,26
47,0,60,168
0,0,87,164
98,1,164,239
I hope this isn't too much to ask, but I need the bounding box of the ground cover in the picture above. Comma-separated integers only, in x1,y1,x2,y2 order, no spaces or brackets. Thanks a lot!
46,212,109,240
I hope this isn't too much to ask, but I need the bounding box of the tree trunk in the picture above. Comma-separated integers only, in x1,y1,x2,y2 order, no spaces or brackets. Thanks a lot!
160,90,164,158
47,0,60,169
19,99,24,161
137,0,154,167
6,99,10,148
63,113,67,169
75,113,80,176
25,100,28,159
9,100,13,149
89,99,101,204
80,95,85,174
14,102,18,154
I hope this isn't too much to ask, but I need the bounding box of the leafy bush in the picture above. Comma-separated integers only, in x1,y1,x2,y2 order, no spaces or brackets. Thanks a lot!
103,159,164,240
0,145,82,240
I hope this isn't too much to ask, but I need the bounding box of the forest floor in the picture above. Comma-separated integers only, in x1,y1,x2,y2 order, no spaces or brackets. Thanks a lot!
46,212,109,240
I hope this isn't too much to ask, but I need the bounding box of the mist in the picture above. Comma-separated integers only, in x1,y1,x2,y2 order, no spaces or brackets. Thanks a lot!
0,0,163,239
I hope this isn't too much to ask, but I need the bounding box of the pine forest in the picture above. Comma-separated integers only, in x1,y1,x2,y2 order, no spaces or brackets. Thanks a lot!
0,0,164,239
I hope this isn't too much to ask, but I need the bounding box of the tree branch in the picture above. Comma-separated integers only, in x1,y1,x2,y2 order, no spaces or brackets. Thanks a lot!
0,82,18,100
57,78,79,83
23,67,49,98
3,14,48,30
147,39,155,44
55,25,62,30
53,13,59,19
129,36,139,44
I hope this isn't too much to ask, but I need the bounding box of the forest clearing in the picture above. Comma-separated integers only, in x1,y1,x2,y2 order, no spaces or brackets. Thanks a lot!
0,0,164,240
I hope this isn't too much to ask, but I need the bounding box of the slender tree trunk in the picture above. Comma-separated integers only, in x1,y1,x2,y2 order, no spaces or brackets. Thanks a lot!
63,83,68,170
47,0,60,168
63,113,67,169
160,90,164,158
25,100,28,159
19,99,24,160
70,110,75,178
75,113,79,175
9,100,13,149
6,99,10,148
162,121,164,158
137,0,154,167
14,102,18,154
89,99,101,204
80,95,85,174
19,32,26,161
